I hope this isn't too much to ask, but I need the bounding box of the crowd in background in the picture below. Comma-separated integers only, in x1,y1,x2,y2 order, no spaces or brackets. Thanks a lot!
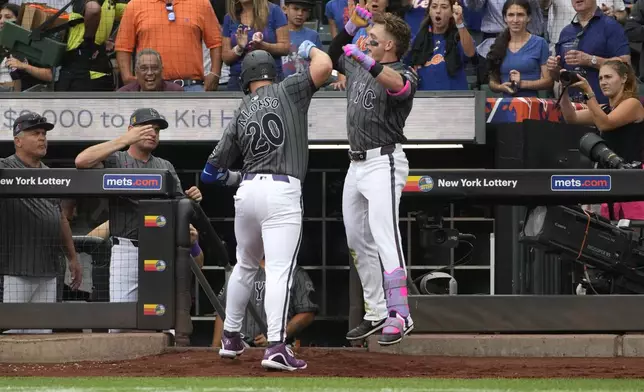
0,0,640,102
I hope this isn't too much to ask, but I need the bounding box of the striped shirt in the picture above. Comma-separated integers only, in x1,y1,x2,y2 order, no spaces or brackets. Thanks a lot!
207,71,317,182
103,151,183,240
0,154,65,277
338,58,418,152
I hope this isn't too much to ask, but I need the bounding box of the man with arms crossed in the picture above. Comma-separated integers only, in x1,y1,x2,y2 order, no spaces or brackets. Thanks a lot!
74,109,202,337
0,112,82,334
328,8,417,345
200,43,332,370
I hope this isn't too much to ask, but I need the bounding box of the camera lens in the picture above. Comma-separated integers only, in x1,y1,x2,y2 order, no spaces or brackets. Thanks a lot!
433,230,446,244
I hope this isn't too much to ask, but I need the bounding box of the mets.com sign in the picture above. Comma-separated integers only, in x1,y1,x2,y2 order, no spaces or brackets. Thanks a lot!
102,174,163,191
0,94,478,143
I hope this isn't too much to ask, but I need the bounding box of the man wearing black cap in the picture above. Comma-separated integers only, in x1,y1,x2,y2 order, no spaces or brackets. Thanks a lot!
0,112,82,334
75,108,202,335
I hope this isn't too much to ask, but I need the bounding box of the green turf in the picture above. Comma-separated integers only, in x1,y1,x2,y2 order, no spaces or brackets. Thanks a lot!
0,377,643,391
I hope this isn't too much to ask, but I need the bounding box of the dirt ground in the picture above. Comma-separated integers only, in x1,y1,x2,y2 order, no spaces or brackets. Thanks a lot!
1,348,644,378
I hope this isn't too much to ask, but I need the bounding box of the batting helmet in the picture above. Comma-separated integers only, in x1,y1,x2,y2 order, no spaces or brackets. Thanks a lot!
240,50,277,94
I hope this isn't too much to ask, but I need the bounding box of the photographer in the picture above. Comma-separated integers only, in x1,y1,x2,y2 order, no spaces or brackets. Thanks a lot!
559,60,644,219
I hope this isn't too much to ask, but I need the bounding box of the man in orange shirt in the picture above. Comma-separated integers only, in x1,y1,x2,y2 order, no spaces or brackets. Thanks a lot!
115,0,222,91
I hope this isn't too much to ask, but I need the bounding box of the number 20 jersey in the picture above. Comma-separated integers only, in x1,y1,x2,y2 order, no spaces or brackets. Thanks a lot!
207,71,317,182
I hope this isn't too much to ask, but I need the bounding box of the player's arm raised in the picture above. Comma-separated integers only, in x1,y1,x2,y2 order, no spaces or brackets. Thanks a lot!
201,117,243,187
74,125,157,168
328,6,372,72
298,41,333,89
342,44,417,97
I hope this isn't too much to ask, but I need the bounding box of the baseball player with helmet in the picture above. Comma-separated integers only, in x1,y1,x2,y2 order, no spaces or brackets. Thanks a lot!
200,43,332,370
328,8,417,345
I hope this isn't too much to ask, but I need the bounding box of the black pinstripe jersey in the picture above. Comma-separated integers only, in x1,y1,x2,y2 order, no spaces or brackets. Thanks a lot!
207,70,317,182
104,151,183,240
338,57,418,152
0,155,64,277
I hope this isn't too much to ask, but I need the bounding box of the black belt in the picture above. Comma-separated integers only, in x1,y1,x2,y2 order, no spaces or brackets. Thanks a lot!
348,144,396,162
112,237,139,248
169,79,204,87
243,173,290,183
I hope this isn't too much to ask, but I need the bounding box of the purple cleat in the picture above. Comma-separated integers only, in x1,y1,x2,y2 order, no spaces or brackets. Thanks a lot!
261,343,307,371
219,330,245,359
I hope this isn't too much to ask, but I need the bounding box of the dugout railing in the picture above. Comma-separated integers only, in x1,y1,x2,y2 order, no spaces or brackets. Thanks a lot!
0,168,184,331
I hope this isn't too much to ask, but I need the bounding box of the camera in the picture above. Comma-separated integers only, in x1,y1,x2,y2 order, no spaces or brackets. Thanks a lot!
560,69,584,85
413,211,475,249
414,212,460,248
579,132,642,169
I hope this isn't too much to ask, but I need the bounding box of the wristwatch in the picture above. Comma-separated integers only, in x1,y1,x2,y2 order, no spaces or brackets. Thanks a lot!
584,92,596,101
591,55,598,66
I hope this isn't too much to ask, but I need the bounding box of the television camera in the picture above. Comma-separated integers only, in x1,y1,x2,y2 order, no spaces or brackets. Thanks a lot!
411,210,476,295
520,133,644,294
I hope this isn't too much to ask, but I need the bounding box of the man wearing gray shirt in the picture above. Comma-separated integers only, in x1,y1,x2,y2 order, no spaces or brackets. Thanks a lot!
328,10,416,346
0,112,81,334
75,108,202,335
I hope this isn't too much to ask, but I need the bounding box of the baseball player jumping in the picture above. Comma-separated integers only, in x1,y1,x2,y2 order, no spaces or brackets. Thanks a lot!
328,8,417,345
200,43,332,370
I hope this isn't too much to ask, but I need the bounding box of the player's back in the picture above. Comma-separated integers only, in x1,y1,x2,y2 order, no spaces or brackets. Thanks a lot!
235,71,317,182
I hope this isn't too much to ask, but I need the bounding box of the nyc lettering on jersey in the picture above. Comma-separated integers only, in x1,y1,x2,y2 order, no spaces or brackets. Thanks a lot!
350,81,376,110
238,97,281,129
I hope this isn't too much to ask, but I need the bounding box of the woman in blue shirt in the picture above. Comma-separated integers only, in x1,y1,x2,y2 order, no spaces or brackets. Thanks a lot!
222,0,290,91
486,0,552,97
408,0,476,90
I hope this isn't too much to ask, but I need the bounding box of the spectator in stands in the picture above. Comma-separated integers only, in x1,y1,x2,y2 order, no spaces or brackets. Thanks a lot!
325,0,353,38
115,0,222,91
625,0,644,77
544,0,627,55
84,0,128,91
281,0,322,78
74,108,203,336
54,0,103,91
546,0,631,104
212,258,318,349
409,0,476,90
0,4,53,92
0,112,82,334
222,0,289,91
118,49,183,91
559,61,644,219
486,0,552,96
465,0,544,84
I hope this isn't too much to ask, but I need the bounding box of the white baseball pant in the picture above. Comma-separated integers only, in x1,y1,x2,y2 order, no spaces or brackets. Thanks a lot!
342,144,409,321
109,238,138,333
2,275,57,334
224,174,302,343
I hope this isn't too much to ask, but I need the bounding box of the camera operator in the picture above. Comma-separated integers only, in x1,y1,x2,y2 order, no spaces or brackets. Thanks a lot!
560,60,644,219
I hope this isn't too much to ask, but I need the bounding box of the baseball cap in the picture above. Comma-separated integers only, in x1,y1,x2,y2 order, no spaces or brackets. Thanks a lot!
13,112,54,136
129,108,169,130
284,0,316,6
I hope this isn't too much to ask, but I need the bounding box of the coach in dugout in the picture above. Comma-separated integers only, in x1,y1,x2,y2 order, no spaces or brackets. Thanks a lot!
0,112,82,334
74,108,202,336
212,258,318,349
